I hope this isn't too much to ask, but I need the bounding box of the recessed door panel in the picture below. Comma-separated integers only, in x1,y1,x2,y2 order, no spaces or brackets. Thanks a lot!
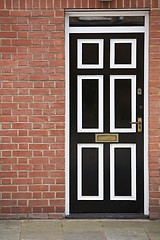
110,75,136,132
77,75,103,132
110,144,136,201
77,144,103,200
110,39,137,68
77,39,104,68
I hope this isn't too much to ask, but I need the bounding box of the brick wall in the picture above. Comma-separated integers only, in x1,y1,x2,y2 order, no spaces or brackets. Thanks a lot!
0,0,160,219
149,7,160,219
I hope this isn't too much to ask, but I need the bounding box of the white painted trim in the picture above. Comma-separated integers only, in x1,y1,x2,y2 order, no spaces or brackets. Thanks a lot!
144,12,149,216
65,13,70,216
110,39,137,69
69,27,145,34
110,144,136,201
65,10,149,14
77,144,104,200
77,75,103,133
110,75,136,133
77,39,104,69
65,10,149,216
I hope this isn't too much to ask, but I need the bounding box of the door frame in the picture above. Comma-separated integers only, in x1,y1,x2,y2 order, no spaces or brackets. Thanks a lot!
65,10,149,217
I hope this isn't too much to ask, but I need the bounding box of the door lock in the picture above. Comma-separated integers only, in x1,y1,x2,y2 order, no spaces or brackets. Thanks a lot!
130,118,142,132
137,88,142,95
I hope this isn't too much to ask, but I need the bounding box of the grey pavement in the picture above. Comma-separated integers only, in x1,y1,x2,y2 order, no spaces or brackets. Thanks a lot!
0,219,160,240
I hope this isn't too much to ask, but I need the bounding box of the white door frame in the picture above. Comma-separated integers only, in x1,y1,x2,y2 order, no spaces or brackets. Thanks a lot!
65,10,149,216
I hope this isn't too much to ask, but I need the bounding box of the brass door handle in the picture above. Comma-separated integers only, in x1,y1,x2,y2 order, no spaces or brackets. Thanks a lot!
130,118,142,132
130,122,141,124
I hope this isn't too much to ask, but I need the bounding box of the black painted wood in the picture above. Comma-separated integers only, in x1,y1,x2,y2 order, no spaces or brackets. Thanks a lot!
115,79,131,128
115,148,131,196
66,213,149,219
69,32,144,214
115,43,131,64
82,78,98,128
82,148,98,196
82,43,99,64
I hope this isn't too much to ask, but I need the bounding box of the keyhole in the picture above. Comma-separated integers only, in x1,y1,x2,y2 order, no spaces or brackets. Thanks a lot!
137,88,142,95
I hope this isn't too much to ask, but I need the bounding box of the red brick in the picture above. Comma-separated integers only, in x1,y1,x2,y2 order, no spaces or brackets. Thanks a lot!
40,0,47,9
2,193,11,199
55,206,65,213
2,178,11,185
33,0,41,9
18,158,28,164
12,123,31,129
0,116,17,122
33,151,43,157
47,0,53,8
0,186,17,192
28,32,49,39
0,17,17,23
2,164,11,172
29,144,49,150
5,0,11,8
43,192,55,199
48,213,64,219
50,200,65,206
13,151,32,157
19,130,28,136
13,96,33,102
150,192,160,198
12,137,32,143
0,200,17,207
1,208,12,213
150,185,159,191
43,207,54,213
1,54,12,60
0,1,4,8
1,39,11,45
32,207,42,213
152,0,159,8
1,137,11,143
29,200,48,207
32,164,43,170
11,10,31,16
56,192,65,199
29,171,48,178
18,172,28,178
19,0,25,9
56,178,65,185
96,0,103,8
29,185,48,191
0,47,16,53
12,0,18,9
18,186,27,192
29,74,49,81
42,10,55,17
12,192,32,199
12,164,32,171
0,103,17,109
0,32,17,39
2,151,12,157
0,88,18,95
150,177,160,184
12,179,32,185
0,144,17,150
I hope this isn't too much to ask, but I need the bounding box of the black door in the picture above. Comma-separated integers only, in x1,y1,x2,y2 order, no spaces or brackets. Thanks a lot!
69,33,144,214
